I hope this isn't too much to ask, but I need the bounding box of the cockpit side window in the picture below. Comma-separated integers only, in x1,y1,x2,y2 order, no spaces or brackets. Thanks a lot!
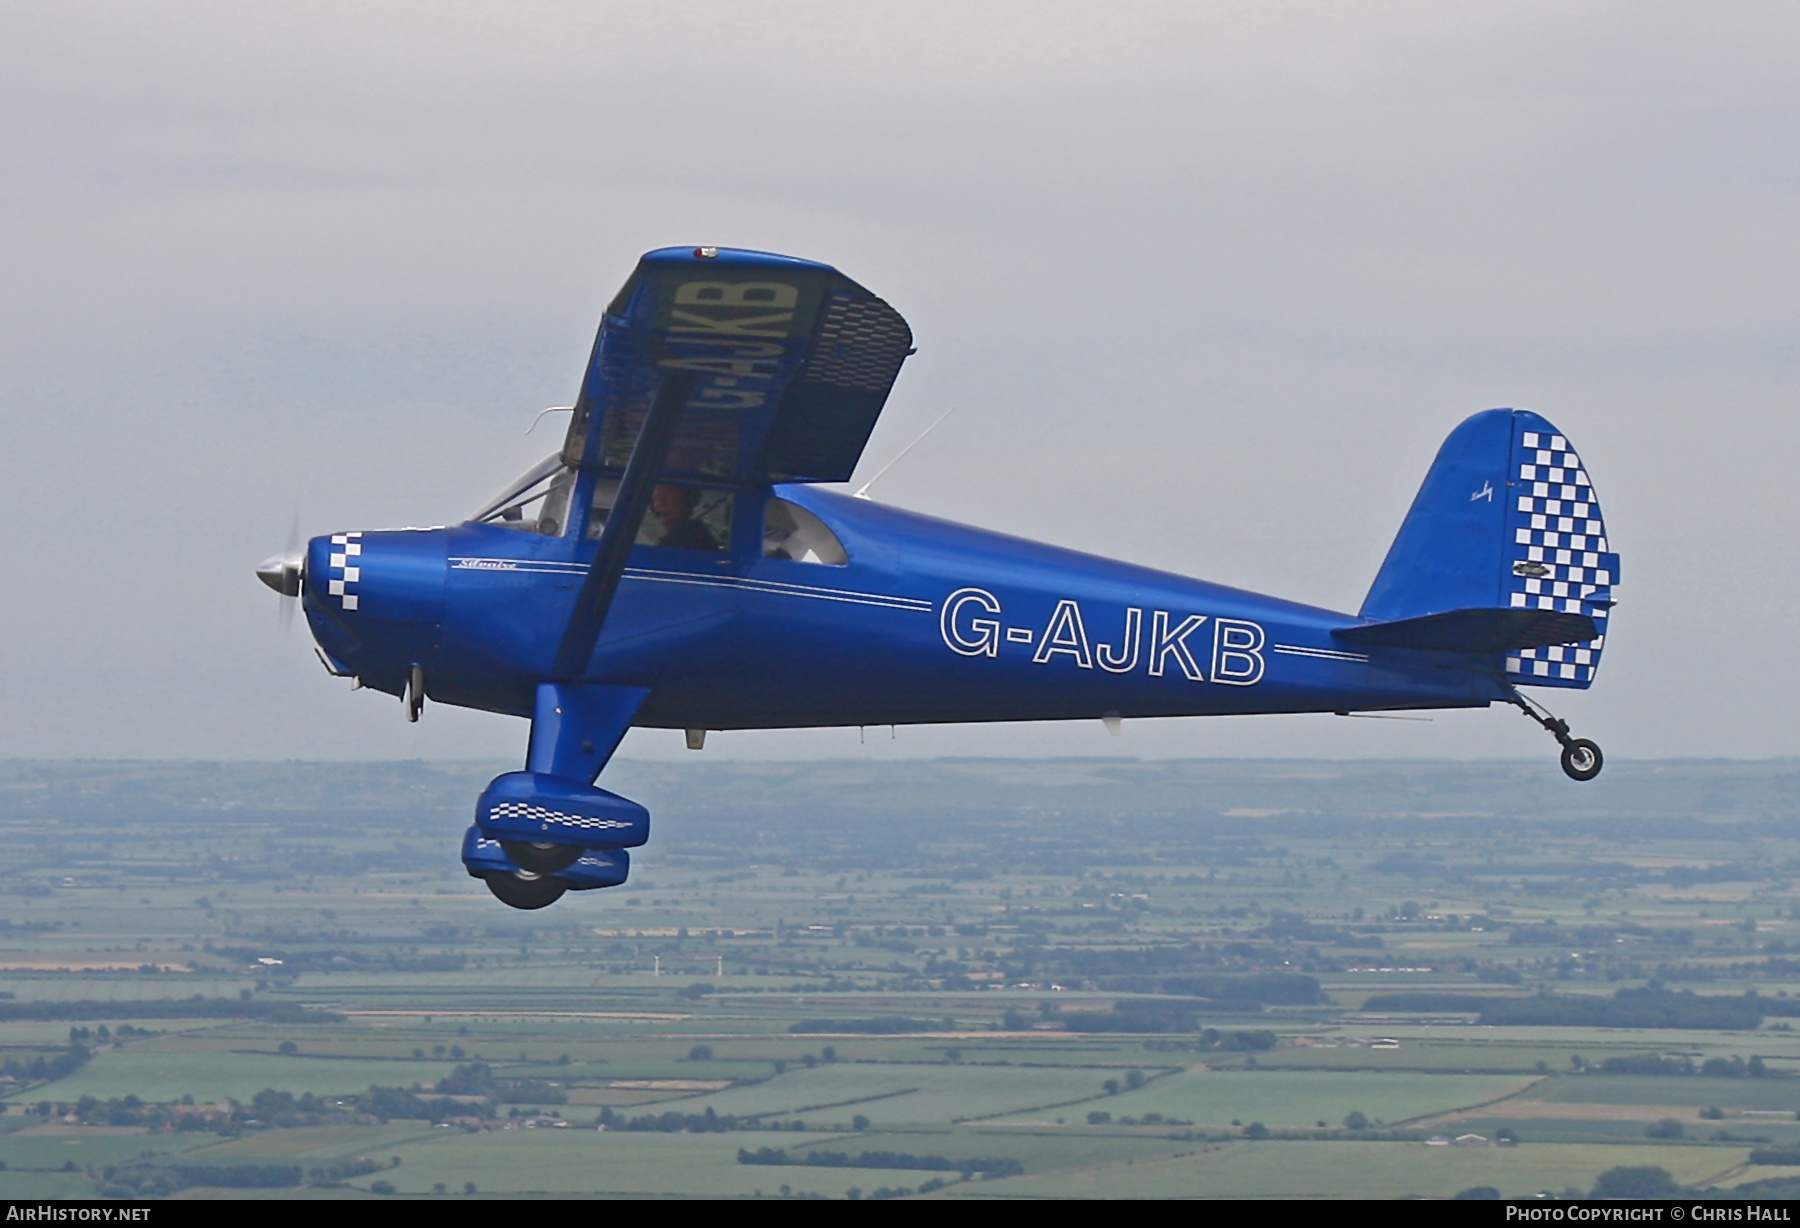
471,455,574,537
763,498,848,565
586,481,734,552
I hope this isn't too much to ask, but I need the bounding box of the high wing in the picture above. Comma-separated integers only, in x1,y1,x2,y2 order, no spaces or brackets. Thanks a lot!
560,247,913,485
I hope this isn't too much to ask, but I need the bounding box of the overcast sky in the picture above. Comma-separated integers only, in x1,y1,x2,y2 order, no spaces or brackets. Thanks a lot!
2,1,1795,764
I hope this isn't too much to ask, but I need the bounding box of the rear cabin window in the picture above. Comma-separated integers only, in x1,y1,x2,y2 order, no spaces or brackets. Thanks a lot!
763,498,847,565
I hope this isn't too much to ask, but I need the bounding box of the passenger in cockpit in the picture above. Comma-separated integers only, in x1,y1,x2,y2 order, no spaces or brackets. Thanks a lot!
651,484,720,551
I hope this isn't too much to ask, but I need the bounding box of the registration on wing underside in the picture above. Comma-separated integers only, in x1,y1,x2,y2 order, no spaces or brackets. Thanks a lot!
559,249,913,486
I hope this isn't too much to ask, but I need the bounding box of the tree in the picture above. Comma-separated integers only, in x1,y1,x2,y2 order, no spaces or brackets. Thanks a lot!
1103,1079,1121,1095
1644,1118,1685,1140
1243,1122,1270,1139
1591,1167,1679,1199
1125,1069,1145,1090
1343,1111,1370,1131
852,1114,870,1131
687,1045,713,1061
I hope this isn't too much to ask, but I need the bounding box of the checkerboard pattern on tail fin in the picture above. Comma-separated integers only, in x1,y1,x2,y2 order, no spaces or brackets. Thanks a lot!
1355,409,1617,690
1501,415,1618,688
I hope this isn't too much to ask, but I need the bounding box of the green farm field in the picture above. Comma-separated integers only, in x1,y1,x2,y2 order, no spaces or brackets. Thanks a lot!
1001,1070,1540,1127
1533,1075,1800,1110
657,1061,1140,1126
32,1051,465,1105
947,1140,1750,1200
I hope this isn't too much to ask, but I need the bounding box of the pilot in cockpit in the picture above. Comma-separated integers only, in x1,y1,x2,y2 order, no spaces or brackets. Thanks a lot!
651,484,720,552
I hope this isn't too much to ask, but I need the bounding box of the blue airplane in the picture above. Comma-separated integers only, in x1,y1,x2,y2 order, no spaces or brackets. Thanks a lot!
258,246,1618,909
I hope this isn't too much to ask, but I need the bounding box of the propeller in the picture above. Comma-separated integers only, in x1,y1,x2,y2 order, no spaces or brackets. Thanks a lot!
257,510,305,631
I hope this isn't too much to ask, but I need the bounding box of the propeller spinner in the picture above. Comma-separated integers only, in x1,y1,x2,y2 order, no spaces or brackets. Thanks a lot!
256,551,304,597
258,511,305,632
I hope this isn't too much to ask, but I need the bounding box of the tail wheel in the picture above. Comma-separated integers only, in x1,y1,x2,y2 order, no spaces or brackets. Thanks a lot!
500,841,583,874
1560,738,1603,782
484,872,567,910
1515,696,1604,784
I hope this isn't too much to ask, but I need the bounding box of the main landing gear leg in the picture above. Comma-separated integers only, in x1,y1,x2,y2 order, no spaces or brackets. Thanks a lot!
472,682,652,910
1511,691,1603,782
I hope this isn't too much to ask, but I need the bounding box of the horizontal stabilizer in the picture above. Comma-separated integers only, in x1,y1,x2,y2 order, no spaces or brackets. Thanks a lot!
1335,608,1599,654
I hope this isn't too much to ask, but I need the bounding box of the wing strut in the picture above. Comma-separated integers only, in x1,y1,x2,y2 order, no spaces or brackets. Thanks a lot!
550,372,694,679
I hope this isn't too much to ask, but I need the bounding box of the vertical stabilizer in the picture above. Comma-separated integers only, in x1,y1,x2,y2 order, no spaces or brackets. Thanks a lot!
1358,409,1618,688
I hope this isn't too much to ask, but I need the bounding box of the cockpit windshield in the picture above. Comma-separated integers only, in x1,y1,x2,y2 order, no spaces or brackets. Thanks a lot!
470,454,575,537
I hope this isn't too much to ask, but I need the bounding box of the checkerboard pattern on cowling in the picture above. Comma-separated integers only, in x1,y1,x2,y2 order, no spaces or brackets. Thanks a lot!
326,532,362,611
1503,422,1619,688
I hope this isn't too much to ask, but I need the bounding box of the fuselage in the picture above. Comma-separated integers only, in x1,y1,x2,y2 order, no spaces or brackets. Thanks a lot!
270,246,1613,912
303,483,1509,732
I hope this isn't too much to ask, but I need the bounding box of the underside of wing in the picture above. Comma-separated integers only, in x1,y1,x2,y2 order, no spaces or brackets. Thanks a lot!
560,247,913,486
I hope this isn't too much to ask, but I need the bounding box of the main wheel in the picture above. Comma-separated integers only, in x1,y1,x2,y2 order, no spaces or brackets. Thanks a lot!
500,841,582,874
1560,738,1603,782
484,872,567,910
